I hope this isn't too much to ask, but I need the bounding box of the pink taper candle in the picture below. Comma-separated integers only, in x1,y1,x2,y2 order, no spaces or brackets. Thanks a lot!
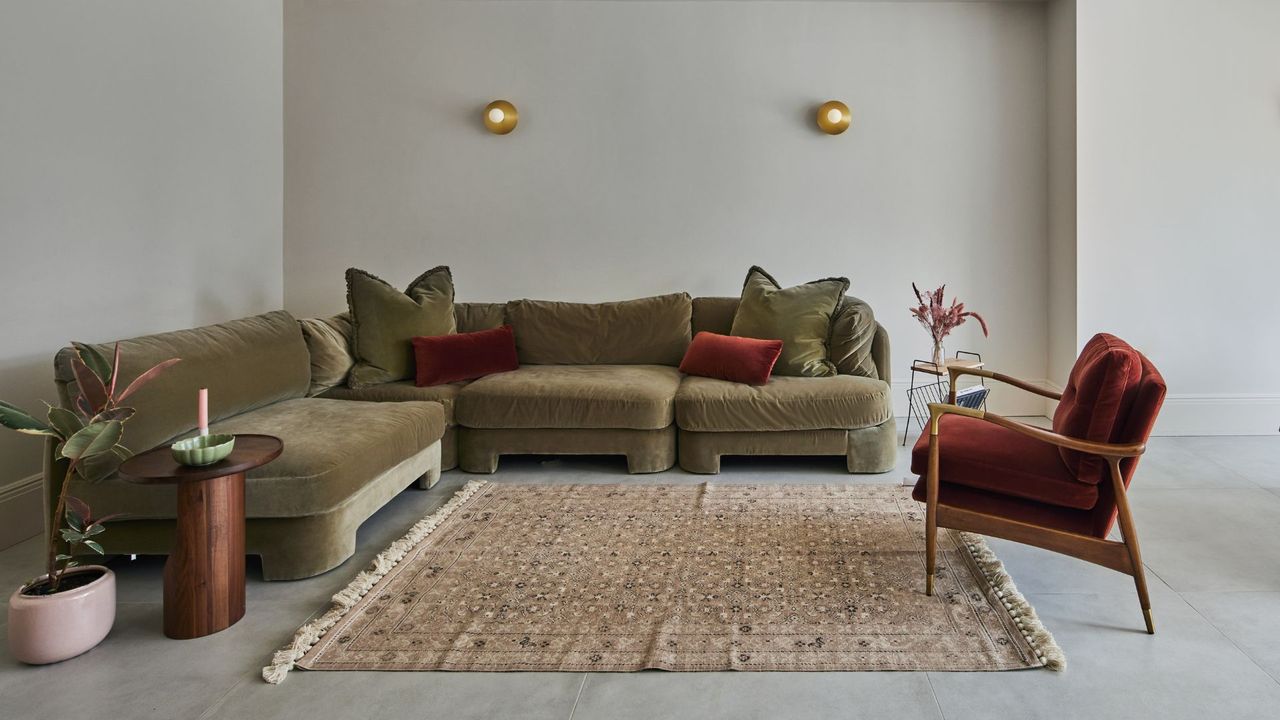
197,388,209,436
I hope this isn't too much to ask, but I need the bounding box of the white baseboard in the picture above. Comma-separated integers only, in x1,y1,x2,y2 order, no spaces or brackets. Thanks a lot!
0,473,43,551
1153,394,1280,436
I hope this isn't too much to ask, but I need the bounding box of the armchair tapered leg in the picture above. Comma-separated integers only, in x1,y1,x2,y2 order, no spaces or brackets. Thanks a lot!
925,419,941,596
1110,459,1155,634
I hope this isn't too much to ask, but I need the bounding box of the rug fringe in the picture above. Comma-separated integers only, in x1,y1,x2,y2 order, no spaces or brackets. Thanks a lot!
958,531,1067,671
261,479,489,685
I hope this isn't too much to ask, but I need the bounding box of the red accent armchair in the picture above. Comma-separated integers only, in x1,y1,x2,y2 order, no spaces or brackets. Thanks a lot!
911,333,1167,633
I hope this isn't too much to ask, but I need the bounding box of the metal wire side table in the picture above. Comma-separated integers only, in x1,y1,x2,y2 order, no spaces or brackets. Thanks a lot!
902,351,988,445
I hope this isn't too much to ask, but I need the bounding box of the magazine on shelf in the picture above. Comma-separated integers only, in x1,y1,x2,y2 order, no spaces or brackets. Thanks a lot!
954,385,989,409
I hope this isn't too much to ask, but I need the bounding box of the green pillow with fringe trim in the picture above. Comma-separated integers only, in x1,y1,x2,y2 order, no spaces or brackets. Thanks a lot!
729,266,848,377
346,267,456,387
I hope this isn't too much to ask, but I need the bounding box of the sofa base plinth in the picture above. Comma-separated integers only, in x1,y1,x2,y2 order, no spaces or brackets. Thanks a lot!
458,426,677,474
678,420,897,475
441,426,458,471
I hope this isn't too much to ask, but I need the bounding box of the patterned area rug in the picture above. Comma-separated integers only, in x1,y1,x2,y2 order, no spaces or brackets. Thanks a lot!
264,481,1063,682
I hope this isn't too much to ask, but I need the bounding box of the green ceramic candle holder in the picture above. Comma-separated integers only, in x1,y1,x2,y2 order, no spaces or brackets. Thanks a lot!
171,434,236,467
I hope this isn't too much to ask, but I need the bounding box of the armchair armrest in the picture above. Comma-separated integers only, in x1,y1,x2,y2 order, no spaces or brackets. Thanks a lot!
927,403,1146,460
947,366,1062,402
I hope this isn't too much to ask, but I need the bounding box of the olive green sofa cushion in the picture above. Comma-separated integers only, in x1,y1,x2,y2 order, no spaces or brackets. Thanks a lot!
454,301,506,333
456,365,682,430
65,397,446,519
346,266,456,387
729,266,848,378
300,312,356,396
54,310,310,456
674,375,892,432
505,293,692,365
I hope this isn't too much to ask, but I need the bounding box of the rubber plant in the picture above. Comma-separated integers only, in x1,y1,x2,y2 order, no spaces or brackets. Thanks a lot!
0,343,178,594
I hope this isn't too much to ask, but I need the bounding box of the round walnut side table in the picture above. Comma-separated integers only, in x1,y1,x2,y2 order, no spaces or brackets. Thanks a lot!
119,434,283,639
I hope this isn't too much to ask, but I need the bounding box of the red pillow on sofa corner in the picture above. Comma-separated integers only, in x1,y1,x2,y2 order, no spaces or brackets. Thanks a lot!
412,325,519,387
679,331,783,385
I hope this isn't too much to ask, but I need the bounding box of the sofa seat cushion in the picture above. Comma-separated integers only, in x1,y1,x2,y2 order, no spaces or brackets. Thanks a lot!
910,414,1099,510
214,398,446,516
72,398,446,519
675,375,891,432
320,380,466,424
216,398,447,516
456,365,681,430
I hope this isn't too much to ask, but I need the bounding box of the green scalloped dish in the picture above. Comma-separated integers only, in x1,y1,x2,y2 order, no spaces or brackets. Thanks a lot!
171,434,236,467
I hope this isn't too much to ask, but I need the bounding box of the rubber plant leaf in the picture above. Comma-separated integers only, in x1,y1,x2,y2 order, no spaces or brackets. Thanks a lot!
0,400,54,436
72,342,114,387
70,354,109,414
116,358,181,403
77,448,128,483
60,420,124,462
91,407,135,424
47,406,85,440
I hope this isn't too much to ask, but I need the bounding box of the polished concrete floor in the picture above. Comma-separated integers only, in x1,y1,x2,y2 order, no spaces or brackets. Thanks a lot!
2,425,1279,719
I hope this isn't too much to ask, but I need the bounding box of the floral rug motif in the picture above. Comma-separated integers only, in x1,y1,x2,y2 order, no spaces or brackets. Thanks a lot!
265,481,1062,682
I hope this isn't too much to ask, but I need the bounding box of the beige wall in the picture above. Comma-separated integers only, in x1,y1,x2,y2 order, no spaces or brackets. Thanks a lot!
284,0,1053,414
0,1,284,547
1076,0,1280,434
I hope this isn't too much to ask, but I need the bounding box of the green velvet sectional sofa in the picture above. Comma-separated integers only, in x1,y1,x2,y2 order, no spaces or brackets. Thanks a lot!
43,293,894,581
314,293,895,475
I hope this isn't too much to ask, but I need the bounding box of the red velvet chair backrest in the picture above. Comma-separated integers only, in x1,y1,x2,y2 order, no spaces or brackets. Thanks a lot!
1052,334,1146,484
1086,348,1167,537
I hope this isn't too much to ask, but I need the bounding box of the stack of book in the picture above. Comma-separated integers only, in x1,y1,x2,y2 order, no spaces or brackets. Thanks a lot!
954,385,989,409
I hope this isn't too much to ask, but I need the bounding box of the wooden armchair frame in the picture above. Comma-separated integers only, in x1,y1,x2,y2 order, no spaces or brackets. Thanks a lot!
923,365,1155,634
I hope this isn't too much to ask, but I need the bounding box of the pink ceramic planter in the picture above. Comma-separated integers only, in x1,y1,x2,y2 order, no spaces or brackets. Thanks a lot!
7,566,116,664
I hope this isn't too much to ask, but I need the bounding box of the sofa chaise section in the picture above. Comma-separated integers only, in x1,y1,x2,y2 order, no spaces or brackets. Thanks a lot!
46,311,446,580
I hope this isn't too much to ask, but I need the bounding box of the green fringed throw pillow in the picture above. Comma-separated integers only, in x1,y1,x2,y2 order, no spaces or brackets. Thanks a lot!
729,266,848,377
346,267,456,387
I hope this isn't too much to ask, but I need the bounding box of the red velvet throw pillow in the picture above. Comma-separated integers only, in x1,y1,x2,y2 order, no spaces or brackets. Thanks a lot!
1052,333,1144,484
679,331,783,385
412,325,519,387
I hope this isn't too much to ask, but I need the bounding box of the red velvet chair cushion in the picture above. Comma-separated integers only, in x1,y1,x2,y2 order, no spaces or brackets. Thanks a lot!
911,414,1099,510
1052,333,1144,484
412,325,519,387
679,331,783,385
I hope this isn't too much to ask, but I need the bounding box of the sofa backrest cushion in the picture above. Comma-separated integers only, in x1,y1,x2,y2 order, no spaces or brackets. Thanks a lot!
1052,333,1146,484
691,297,739,335
505,293,692,365
54,310,310,454
300,313,355,396
455,302,506,333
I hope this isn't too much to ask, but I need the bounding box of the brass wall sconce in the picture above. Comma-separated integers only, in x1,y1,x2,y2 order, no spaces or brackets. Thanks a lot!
484,100,518,135
816,100,851,135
